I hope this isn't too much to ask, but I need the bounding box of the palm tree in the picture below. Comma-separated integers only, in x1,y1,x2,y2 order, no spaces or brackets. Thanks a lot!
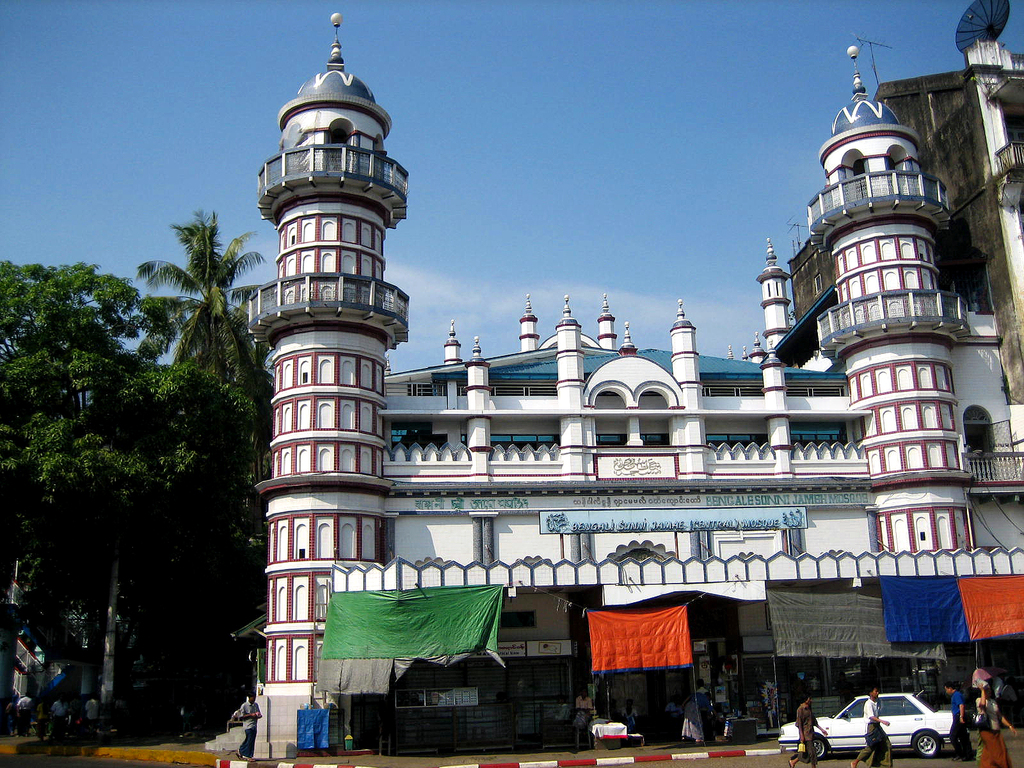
138,210,265,386
139,211,273,493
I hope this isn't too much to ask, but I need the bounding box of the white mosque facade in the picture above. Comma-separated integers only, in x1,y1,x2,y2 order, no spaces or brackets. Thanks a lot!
244,23,1024,759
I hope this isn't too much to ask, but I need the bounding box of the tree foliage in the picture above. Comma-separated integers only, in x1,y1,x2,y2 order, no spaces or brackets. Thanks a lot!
0,262,263,693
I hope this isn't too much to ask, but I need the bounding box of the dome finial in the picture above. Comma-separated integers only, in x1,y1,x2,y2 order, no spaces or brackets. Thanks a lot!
524,293,533,313
449,319,457,339
329,12,345,70
848,45,866,100
727,344,734,360
472,336,482,359
677,298,685,319
562,294,572,319
766,237,777,266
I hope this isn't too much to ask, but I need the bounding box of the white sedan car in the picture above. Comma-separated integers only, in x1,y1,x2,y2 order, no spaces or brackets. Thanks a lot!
779,693,952,759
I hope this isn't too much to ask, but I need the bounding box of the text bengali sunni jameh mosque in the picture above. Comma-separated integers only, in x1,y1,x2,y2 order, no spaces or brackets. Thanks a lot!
239,15,1024,759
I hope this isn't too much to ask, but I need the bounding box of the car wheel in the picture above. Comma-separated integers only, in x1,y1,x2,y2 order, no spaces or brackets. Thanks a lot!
912,730,941,759
813,736,829,760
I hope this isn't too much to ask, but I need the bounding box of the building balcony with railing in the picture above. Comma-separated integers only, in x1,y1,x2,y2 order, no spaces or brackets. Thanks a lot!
995,141,1024,178
817,289,969,348
965,452,1024,487
248,272,409,342
807,171,949,243
257,144,409,223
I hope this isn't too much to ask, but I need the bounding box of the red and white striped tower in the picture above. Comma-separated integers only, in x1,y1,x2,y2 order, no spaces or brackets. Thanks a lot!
247,15,409,756
811,48,971,553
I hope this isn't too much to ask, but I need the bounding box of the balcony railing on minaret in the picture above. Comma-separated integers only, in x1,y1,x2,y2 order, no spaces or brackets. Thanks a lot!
257,145,409,220
817,289,969,347
807,170,949,241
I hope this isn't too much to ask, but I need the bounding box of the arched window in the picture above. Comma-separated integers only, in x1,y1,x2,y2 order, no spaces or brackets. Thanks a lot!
317,401,334,428
362,520,376,560
593,391,627,409
340,523,355,559
294,583,307,621
637,391,669,409
328,117,354,145
892,515,910,551
963,406,993,452
317,446,333,471
277,522,288,562
317,522,332,559
276,642,286,681
276,583,287,622
298,402,311,430
294,643,308,681
319,358,334,384
295,523,308,558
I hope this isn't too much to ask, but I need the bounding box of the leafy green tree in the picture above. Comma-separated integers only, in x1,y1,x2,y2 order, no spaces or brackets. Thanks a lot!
0,262,262,723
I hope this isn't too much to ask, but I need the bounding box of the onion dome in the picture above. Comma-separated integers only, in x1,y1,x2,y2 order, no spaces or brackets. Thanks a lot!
277,16,391,133
831,46,900,136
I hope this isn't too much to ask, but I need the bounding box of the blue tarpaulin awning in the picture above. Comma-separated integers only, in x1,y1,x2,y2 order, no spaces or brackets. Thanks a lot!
880,576,971,643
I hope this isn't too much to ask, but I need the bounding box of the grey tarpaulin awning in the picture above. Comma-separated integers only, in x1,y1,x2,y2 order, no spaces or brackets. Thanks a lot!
766,585,945,660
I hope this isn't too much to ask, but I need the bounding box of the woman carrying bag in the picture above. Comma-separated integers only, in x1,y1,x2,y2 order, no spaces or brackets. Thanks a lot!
851,686,892,768
976,678,1017,768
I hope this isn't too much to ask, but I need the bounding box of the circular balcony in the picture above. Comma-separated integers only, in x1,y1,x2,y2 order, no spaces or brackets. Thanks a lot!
817,289,969,349
257,145,408,225
807,171,949,245
248,273,409,343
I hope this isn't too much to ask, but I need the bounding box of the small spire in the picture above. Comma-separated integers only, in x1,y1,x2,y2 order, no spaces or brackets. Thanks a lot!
618,321,637,355
448,319,457,339
847,45,866,100
524,293,533,314
328,13,345,70
753,331,762,350
602,293,610,312
727,345,734,359
766,237,777,266
562,294,573,319
384,353,391,375
677,299,685,320
742,345,748,361
472,336,482,359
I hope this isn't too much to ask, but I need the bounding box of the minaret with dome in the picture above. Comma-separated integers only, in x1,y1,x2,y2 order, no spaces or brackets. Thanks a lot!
810,47,972,553
247,14,409,757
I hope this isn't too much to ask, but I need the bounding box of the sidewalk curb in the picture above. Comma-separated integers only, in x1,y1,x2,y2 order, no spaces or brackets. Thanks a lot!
0,742,217,765
214,747,780,768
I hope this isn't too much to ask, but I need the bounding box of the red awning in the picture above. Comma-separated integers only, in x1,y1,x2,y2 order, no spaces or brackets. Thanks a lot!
588,605,692,674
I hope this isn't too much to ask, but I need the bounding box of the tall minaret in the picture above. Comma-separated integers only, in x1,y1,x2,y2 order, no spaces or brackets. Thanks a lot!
758,238,792,349
247,15,409,757
810,47,970,553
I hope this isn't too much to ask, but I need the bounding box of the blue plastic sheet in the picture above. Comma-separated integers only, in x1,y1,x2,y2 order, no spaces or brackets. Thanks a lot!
296,708,330,749
880,576,970,643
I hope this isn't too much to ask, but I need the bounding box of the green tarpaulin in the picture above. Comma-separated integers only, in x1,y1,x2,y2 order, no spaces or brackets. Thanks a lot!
322,585,504,660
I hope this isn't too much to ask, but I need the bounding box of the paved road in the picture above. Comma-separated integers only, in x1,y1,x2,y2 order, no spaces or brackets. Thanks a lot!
0,758,186,768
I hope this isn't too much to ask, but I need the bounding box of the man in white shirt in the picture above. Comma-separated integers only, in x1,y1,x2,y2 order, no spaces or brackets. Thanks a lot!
851,687,891,768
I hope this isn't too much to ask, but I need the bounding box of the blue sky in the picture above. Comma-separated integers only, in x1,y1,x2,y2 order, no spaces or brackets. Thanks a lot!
3,0,1021,372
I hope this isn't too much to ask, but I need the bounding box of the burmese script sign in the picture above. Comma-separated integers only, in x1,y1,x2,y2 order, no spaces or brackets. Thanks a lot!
539,507,806,535
596,455,675,480
398,491,868,514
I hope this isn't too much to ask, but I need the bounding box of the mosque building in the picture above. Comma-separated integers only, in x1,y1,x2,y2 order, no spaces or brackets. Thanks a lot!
242,19,1024,759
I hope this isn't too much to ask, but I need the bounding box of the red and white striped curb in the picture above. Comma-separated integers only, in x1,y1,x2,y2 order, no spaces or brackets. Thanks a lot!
216,748,779,768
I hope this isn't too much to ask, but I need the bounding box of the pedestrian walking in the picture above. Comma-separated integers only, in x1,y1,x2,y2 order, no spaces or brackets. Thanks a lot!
789,695,828,767
945,681,974,761
850,686,891,768
977,678,1016,768
235,691,261,762
15,695,32,737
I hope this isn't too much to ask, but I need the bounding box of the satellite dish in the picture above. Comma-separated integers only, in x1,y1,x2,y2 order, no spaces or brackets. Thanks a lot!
956,0,1010,52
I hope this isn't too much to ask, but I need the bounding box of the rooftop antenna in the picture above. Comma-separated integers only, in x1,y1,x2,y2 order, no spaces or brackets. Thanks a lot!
787,217,805,256
853,35,892,89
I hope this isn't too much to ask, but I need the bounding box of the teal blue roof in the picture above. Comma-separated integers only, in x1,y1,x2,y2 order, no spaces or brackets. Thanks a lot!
429,349,845,381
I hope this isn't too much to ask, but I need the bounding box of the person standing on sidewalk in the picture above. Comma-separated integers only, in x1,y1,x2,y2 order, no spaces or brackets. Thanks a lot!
789,695,828,767
236,692,261,762
945,681,974,761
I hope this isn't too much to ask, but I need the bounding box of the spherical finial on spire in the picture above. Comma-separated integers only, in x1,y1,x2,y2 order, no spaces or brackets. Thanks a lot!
677,298,685,319
328,13,345,68
727,345,734,360
472,336,482,358
524,293,532,312
766,237,777,266
602,293,610,311
562,294,572,318
449,319,457,338
847,45,866,99
847,44,860,60
753,331,762,348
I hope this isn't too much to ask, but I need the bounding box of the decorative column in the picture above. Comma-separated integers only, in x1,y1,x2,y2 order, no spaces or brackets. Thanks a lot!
758,238,793,350
465,337,492,480
556,296,586,479
761,346,793,476
519,294,539,352
597,294,617,349
670,299,706,476
444,320,462,364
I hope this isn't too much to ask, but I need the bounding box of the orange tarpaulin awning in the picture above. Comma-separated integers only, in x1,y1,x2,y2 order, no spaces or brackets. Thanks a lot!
588,605,692,674
959,575,1024,640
